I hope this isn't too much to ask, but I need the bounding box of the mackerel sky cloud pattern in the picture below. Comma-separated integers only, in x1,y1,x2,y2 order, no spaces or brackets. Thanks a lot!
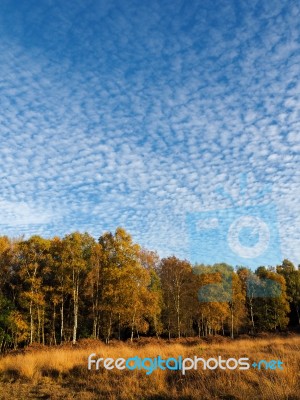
0,0,299,267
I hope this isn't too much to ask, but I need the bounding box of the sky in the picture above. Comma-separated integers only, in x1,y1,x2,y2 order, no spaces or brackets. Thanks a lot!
0,0,299,268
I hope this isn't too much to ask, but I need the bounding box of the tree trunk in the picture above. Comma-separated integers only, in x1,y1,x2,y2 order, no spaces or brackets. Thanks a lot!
131,307,137,342
29,299,34,345
52,304,57,345
176,291,181,338
295,304,300,325
106,312,112,344
118,313,121,341
37,305,41,343
42,308,45,345
231,308,234,339
250,300,255,331
73,281,79,345
60,298,64,343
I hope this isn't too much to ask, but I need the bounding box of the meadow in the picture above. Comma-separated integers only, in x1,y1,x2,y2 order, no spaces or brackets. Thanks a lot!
0,335,299,400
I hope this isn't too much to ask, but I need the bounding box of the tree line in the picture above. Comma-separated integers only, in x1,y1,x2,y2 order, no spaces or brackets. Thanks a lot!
0,227,299,351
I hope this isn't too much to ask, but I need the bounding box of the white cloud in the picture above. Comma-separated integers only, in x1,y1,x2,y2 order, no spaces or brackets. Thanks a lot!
0,0,299,266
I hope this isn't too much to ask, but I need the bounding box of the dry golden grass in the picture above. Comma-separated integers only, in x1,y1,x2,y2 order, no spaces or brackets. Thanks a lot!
0,336,299,400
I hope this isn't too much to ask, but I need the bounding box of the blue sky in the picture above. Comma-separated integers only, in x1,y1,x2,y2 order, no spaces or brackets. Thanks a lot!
0,0,299,268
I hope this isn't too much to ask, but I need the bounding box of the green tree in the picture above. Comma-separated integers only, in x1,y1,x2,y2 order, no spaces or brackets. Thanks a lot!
160,257,195,338
98,228,153,342
255,267,290,331
62,232,95,344
277,259,300,325
17,236,51,344
139,249,162,337
194,264,232,336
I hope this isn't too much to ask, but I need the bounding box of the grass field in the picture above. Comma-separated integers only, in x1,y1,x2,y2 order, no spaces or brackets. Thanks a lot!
0,335,299,400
